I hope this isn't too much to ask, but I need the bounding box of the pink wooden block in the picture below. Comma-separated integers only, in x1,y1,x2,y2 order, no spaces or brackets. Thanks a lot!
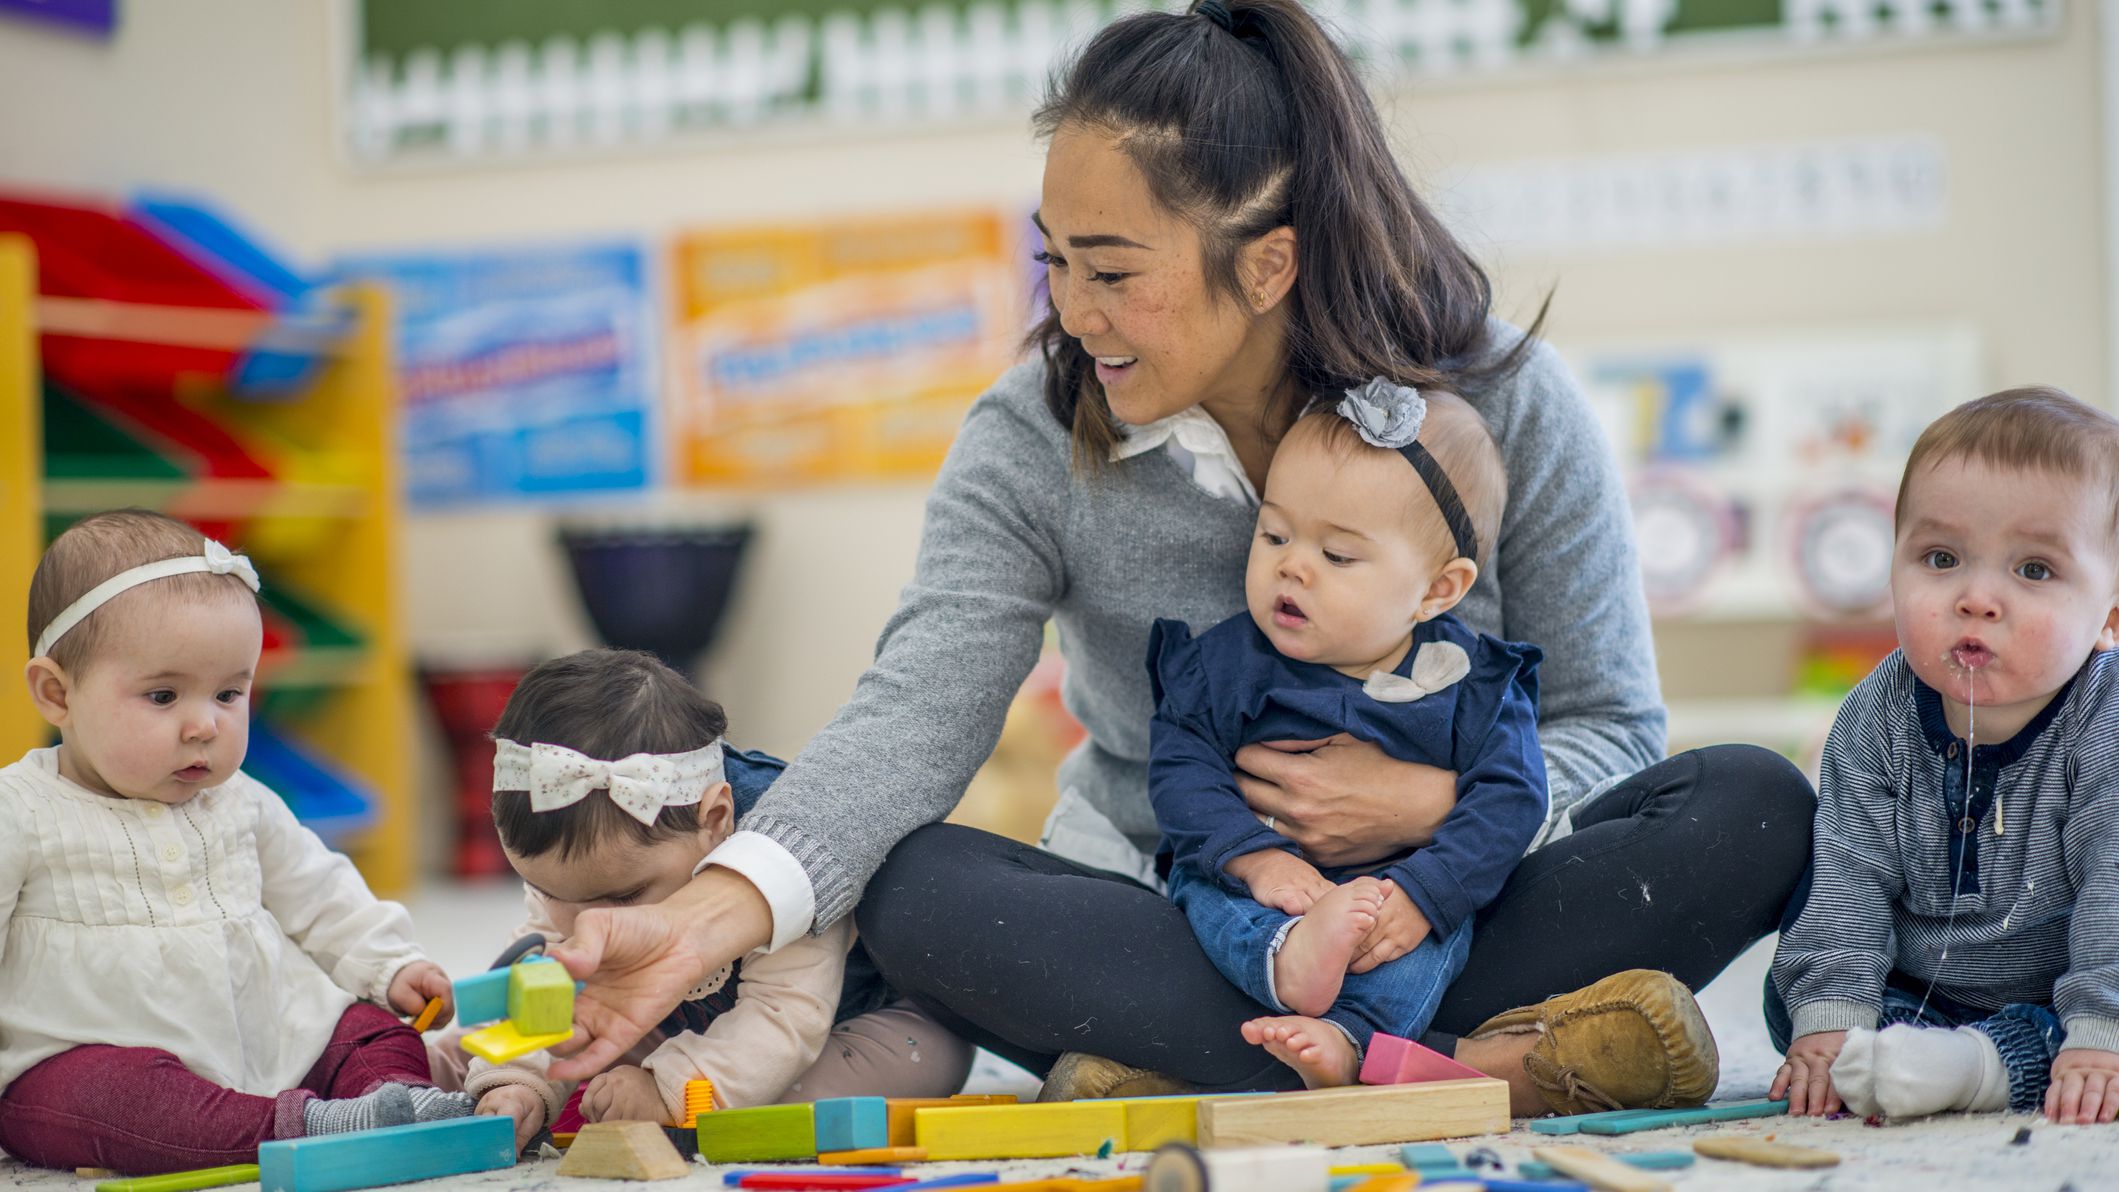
1359,1032,1487,1085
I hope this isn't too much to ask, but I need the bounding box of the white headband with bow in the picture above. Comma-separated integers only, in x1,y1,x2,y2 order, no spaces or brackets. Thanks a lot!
492,738,726,826
34,539,262,659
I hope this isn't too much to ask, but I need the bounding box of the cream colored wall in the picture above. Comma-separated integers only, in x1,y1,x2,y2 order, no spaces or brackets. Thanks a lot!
1,0,2108,763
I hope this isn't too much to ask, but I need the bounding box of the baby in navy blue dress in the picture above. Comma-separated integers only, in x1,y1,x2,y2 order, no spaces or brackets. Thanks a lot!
1149,378,1548,1087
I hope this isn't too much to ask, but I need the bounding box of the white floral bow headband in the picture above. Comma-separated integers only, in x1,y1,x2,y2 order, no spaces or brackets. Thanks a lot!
492,738,726,826
35,539,261,659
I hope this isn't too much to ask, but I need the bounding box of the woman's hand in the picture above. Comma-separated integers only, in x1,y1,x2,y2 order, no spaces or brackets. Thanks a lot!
1234,734,1456,868
1772,1030,1847,1116
544,867,773,1083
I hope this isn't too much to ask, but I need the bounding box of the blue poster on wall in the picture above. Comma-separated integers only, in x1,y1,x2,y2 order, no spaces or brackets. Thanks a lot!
335,241,653,506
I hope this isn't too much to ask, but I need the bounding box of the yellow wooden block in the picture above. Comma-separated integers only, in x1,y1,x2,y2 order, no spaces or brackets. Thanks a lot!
818,1146,928,1165
886,1095,1017,1147
1116,1097,1201,1150
459,1019,574,1063
1692,1136,1839,1169
1196,1079,1509,1149
1329,1164,1408,1176
915,1101,1128,1161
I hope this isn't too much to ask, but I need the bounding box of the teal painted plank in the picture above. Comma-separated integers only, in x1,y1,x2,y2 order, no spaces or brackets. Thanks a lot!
1527,1107,1663,1135
258,1114,514,1192
1576,1098,1788,1135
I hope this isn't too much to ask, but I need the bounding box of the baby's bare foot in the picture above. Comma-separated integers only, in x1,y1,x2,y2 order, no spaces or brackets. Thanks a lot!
1242,1015,1361,1088
1273,879,1384,1016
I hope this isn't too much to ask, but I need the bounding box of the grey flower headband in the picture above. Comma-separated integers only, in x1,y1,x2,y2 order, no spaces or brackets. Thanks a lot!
1335,377,1479,562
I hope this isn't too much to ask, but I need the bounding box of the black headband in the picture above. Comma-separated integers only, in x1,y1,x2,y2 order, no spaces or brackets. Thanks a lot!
1397,442,1479,564
1195,0,1235,33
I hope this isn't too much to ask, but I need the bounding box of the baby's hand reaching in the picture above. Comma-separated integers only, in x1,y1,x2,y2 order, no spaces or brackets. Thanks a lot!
582,1064,670,1125
1225,848,1336,915
2046,1047,2119,1124
1772,1029,1847,1116
477,1085,547,1153
387,961,454,1029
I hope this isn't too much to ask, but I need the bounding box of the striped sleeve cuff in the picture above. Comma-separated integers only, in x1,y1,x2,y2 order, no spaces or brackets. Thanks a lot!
2061,1017,2119,1053
697,830,816,954
1790,999,1879,1039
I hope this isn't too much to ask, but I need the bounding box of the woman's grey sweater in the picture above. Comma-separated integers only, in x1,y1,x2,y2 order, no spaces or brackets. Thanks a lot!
743,326,1667,929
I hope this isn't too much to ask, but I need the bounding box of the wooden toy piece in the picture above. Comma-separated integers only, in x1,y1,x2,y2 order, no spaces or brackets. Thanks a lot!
1196,1078,1508,1149
1398,1143,1455,1169
1358,1032,1486,1085
820,1147,930,1164
451,965,514,1027
257,1114,515,1192
1519,1151,1693,1179
697,1102,818,1163
816,1097,892,1152
718,1169,906,1184
410,996,443,1032
915,1100,1128,1161
663,1123,699,1155
885,1095,1018,1147
77,1169,117,1179
685,1078,717,1124
1692,1136,1840,1169
556,1120,692,1181
508,956,575,1035
1144,1142,1331,1192
889,1179,1000,1191
1575,1098,1788,1135
733,1172,911,1190
1340,1178,1417,1192
1118,1096,1204,1150
551,1132,577,1148
1528,1145,1672,1192
460,1017,574,1063
93,1166,259,1192
1327,1163,1404,1176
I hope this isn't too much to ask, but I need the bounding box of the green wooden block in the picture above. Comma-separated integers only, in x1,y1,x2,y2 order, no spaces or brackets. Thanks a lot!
696,1102,817,1163
508,957,574,1035
1576,1098,1787,1135
96,1165,260,1192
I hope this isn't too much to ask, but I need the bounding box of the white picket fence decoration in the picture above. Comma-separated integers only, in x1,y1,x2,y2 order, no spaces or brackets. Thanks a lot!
347,0,2056,162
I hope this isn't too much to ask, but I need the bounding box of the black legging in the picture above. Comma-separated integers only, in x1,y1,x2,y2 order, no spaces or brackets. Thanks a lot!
855,743,1815,1091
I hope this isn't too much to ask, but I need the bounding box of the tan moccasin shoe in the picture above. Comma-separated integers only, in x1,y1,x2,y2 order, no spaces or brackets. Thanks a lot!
1037,1052,1201,1102
1466,968,1719,1116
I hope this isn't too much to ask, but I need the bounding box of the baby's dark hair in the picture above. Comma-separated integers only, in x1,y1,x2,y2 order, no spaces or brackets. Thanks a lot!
491,649,728,861
1297,389,1507,570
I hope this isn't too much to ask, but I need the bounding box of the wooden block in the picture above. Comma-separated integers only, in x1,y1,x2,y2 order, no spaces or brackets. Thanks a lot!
508,957,575,1036
556,1120,691,1181
93,1166,258,1192
76,1170,117,1180
1143,1142,1331,1192
816,1097,892,1152
258,1115,515,1192
451,966,512,1027
460,1018,574,1063
890,1178,1002,1191
1529,1145,1671,1192
1340,1179,1417,1192
820,1147,929,1164
1398,1143,1457,1170
1519,1151,1693,1179
551,1132,577,1148
410,996,443,1033
1576,1098,1787,1135
1326,1164,1405,1176
736,1175,914,1191
915,1101,1127,1161
885,1096,1017,1148
1195,1079,1508,1149
1692,1137,1839,1169
1118,1097,1202,1150
1358,1033,1486,1085
697,1102,818,1163
1529,1107,1659,1136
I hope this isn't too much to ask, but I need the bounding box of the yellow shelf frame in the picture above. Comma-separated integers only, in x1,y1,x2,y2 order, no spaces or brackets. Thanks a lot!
0,238,415,895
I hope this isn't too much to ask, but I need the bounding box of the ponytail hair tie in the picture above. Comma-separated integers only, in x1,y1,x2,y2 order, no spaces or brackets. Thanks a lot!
1194,0,1236,33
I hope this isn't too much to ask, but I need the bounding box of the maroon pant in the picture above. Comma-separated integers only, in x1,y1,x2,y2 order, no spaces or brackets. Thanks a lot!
0,1003,430,1175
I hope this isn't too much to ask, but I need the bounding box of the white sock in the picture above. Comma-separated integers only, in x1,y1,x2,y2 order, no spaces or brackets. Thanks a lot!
1829,1026,1880,1116
1871,1024,2008,1117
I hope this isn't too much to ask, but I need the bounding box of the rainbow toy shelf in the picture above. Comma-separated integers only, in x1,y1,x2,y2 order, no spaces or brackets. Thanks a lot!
0,194,415,895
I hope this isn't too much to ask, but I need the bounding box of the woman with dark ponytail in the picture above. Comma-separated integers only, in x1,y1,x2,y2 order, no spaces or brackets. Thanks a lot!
542,0,1814,1113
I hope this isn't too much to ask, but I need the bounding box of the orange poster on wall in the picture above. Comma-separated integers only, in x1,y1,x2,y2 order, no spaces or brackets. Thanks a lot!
668,210,1032,486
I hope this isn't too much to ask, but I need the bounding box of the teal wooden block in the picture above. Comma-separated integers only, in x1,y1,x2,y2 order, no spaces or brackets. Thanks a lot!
258,1114,514,1192
1576,1098,1788,1135
1527,1107,1661,1135
1401,1143,1458,1168
1518,1150,1694,1179
507,957,574,1035
697,1102,817,1163
453,966,511,1026
813,1097,889,1152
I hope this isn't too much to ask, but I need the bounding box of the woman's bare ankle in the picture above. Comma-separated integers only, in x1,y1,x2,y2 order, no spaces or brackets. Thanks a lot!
1453,1031,1548,1116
